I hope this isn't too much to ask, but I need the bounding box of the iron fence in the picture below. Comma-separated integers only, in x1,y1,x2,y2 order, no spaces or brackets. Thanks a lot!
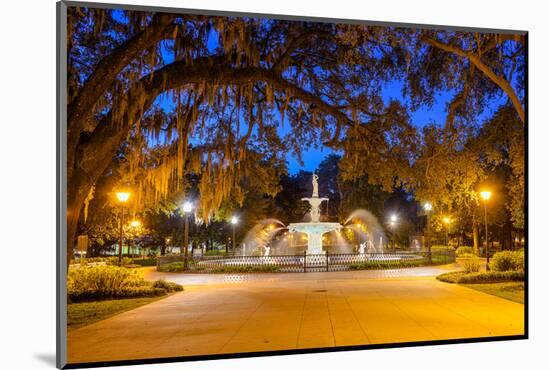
157,250,455,273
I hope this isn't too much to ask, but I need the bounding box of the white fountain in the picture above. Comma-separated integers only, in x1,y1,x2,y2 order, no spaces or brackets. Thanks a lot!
287,174,342,254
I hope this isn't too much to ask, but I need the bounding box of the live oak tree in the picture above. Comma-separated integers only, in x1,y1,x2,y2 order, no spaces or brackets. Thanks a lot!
337,29,525,252
66,8,401,260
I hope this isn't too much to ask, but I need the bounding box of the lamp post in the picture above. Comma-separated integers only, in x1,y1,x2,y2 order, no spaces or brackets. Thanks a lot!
389,214,398,254
115,191,130,266
424,202,433,263
443,217,451,247
182,201,193,269
231,216,238,254
480,191,492,271
129,219,141,257
165,237,171,255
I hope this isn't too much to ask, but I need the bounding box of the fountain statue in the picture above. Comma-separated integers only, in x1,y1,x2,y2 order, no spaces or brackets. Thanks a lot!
287,174,342,254
312,173,319,197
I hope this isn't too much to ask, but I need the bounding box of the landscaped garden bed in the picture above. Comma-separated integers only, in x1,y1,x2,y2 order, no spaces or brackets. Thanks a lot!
436,250,525,303
67,265,184,329
68,265,183,302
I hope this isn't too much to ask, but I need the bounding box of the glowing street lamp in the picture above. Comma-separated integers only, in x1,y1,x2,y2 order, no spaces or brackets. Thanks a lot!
424,202,433,262
230,216,239,253
116,192,130,203
480,190,492,270
182,201,193,269
115,191,130,266
182,201,193,214
389,214,398,254
480,191,492,202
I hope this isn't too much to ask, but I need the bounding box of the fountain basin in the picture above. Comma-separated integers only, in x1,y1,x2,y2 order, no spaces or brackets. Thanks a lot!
287,222,342,254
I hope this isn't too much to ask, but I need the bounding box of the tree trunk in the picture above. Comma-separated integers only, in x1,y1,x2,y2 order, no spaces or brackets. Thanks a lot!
472,217,479,256
66,168,95,267
502,219,513,250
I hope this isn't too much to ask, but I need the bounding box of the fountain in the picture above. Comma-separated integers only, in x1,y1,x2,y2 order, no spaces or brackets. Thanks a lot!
185,173,426,273
287,174,342,254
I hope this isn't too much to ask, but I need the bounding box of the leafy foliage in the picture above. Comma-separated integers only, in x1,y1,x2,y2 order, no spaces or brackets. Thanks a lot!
456,246,474,257
437,270,524,284
67,265,182,302
462,258,481,273
489,250,524,272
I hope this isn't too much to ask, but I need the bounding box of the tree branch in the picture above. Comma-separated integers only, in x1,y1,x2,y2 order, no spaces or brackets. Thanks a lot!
67,13,176,176
421,36,525,123
75,58,352,182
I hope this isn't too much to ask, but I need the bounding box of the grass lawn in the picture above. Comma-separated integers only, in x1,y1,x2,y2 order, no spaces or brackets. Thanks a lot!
461,282,524,304
68,295,172,330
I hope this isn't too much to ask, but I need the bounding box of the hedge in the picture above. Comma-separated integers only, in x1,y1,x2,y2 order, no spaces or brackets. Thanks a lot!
436,270,524,284
456,246,474,257
158,262,280,273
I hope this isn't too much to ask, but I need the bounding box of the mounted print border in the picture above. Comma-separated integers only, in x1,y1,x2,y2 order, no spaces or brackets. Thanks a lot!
57,1,528,368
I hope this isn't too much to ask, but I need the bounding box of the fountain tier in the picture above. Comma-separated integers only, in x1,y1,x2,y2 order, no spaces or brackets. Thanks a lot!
287,222,342,254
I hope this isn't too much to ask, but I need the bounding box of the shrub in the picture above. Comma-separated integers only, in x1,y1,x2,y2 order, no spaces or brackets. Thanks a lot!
349,259,424,270
70,256,133,266
431,246,455,252
204,250,227,256
210,264,280,273
67,266,183,302
158,262,185,272
437,270,524,284
490,251,524,272
456,246,474,257
158,262,280,273
462,258,480,273
152,279,184,292
131,257,157,267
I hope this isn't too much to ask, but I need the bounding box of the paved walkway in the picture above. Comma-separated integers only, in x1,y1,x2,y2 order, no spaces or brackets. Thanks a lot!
67,265,524,364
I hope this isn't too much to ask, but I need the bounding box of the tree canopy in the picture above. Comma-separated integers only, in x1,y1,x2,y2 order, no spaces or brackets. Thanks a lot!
66,6,525,260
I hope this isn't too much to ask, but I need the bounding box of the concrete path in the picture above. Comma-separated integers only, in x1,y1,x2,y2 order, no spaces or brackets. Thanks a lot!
141,263,462,286
67,265,524,364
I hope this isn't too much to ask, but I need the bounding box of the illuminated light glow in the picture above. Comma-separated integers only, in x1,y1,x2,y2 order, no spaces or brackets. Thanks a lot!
480,191,492,201
130,220,141,228
231,216,238,225
390,214,398,223
182,201,193,213
116,191,130,203
423,202,432,212
443,217,451,225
